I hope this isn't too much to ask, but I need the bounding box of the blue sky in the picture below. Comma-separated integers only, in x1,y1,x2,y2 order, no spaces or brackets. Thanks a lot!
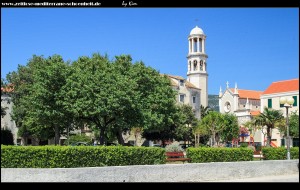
1,8,299,95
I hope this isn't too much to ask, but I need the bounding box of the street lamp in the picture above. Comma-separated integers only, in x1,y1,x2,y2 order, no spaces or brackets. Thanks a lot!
279,97,294,160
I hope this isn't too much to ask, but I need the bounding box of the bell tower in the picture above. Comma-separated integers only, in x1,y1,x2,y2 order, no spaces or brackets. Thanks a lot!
187,26,208,107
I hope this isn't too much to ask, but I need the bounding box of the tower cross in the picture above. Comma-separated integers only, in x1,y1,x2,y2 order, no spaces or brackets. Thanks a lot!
226,81,229,88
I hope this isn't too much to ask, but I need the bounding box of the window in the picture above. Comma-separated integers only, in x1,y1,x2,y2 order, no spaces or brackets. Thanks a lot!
180,94,185,103
193,60,197,71
189,61,191,71
200,60,203,71
268,99,272,108
192,96,196,103
280,103,284,108
293,96,297,106
180,80,184,86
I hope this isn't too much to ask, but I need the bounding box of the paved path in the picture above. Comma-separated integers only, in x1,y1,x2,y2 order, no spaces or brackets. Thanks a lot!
213,174,299,182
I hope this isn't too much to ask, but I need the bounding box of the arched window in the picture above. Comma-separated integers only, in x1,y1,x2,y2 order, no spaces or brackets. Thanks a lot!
193,60,197,71
200,60,203,71
189,61,191,71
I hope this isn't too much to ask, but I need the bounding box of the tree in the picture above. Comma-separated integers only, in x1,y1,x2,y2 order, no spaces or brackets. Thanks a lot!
289,111,299,138
6,55,73,145
174,104,198,142
199,111,226,146
278,111,299,138
220,113,239,144
1,78,8,117
200,105,211,119
61,54,177,145
193,120,209,147
253,107,284,147
6,55,46,143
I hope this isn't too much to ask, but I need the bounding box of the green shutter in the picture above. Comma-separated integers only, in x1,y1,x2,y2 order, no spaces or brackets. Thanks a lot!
268,99,272,108
293,96,297,106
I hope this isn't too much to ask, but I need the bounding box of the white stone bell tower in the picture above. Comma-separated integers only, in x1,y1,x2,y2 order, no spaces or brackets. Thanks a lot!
187,26,208,107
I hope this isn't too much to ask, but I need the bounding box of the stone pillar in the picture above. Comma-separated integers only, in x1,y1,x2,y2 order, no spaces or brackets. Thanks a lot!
203,39,205,53
197,38,200,52
191,38,194,53
188,39,191,53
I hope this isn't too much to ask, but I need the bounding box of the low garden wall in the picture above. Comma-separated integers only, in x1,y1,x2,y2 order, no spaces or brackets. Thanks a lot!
2,160,298,182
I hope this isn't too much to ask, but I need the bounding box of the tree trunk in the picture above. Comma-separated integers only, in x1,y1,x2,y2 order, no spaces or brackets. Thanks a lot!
116,129,125,145
99,127,105,145
212,131,216,147
54,125,60,145
266,127,271,147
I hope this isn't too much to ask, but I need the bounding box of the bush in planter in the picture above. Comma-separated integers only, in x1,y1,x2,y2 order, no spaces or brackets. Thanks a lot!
165,142,184,152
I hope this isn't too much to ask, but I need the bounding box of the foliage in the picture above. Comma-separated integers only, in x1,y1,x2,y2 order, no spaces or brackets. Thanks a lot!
247,145,256,152
262,147,299,160
6,55,73,144
61,54,177,145
198,111,226,146
253,107,284,147
193,120,209,147
64,134,92,145
1,145,166,168
278,111,299,138
186,147,253,163
1,129,14,145
200,105,211,119
165,142,184,152
239,142,248,148
1,78,8,117
174,104,198,142
220,113,239,143
289,111,299,137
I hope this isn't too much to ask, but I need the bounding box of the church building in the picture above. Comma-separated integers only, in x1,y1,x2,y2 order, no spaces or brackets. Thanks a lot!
165,26,209,120
218,82,262,125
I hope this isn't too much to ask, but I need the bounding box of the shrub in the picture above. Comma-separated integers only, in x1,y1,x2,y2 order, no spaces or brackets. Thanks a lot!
1,129,14,145
262,147,299,160
1,145,166,168
247,145,256,152
239,142,248,148
64,134,92,145
165,142,184,152
186,147,253,163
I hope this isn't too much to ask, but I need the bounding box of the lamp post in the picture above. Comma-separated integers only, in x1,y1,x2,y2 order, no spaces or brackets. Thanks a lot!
279,97,294,160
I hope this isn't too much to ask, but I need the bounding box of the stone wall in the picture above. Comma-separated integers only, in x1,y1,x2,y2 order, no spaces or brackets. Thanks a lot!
1,160,298,182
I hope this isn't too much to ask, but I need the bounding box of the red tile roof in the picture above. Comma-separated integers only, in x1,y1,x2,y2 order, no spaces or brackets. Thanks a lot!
262,79,299,95
167,74,185,80
230,88,263,100
185,81,200,90
1,84,14,93
250,111,260,116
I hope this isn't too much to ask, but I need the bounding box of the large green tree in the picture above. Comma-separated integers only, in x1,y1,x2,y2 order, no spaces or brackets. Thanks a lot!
253,107,284,147
61,53,177,145
220,113,239,143
198,111,226,146
174,104,198,142
7,55,72,145
6,55,45,144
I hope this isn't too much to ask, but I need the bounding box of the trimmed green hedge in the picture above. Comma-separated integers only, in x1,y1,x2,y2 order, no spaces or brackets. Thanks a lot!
186,147,253,163
1,145,165,168
262,147,299,160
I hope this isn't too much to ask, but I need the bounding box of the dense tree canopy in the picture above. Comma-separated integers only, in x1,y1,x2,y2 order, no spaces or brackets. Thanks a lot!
7,55,73,145
61,53,177,145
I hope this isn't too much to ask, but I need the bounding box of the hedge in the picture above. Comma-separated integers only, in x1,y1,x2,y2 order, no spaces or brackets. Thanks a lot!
186,147,253,163
262,147,299,160
1,145,165,168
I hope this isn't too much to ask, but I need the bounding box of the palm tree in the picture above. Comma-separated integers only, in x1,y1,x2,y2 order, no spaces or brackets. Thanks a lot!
253,107,284,147
200,105,211,119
